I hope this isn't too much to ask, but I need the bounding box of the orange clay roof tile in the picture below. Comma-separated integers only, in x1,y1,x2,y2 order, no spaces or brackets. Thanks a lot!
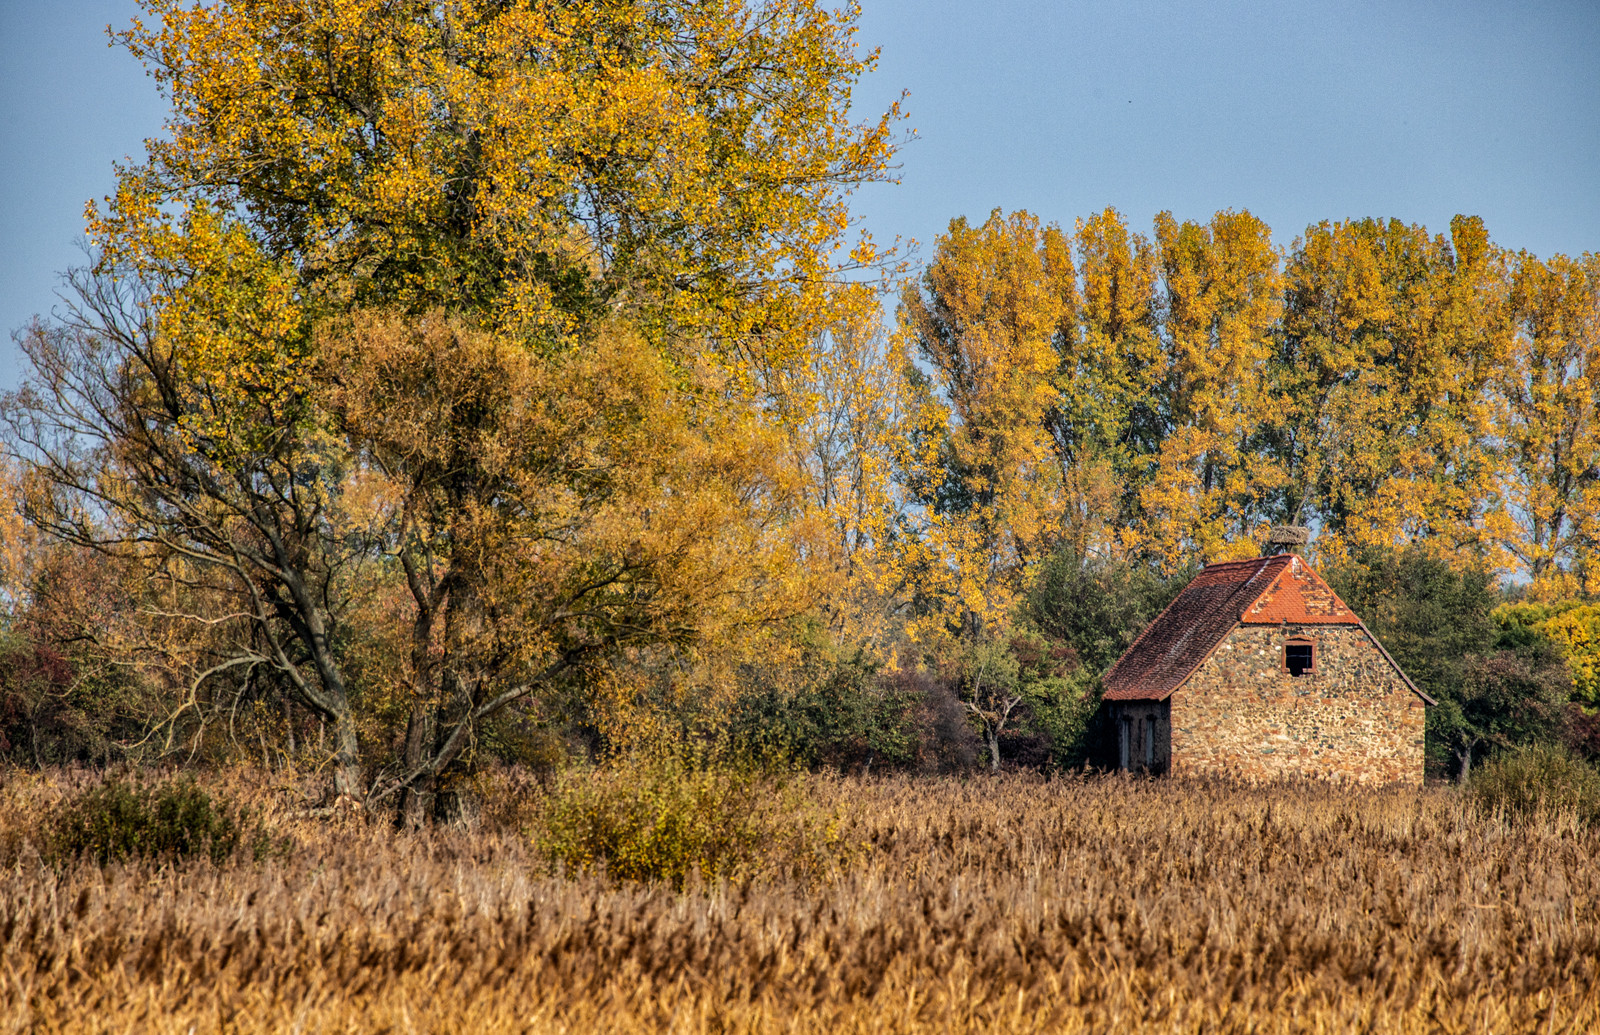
1101,554,1359,702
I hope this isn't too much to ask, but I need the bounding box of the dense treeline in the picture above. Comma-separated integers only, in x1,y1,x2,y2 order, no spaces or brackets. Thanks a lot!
894,208,1600,600
883,207,1600,777
2,0,1598,808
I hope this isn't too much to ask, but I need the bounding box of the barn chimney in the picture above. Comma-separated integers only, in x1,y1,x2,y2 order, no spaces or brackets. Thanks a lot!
1263,525,1310,556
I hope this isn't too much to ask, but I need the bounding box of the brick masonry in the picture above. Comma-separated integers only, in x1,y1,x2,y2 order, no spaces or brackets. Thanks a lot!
1163,624,1424,784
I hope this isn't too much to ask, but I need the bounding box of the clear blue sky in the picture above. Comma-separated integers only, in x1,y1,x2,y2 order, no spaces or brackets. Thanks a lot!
3,0,1598,389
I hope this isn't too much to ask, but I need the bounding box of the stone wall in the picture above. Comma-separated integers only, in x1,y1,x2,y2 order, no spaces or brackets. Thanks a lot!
1169,624,1425,784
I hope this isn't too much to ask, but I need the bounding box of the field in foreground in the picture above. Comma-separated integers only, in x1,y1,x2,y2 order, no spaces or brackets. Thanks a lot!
2,770,1598,1034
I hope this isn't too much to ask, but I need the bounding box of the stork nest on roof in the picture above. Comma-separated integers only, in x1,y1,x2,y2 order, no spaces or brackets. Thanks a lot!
1263,525,1311,553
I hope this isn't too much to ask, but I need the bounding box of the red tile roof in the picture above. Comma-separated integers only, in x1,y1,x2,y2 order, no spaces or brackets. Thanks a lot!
1239,554,1360,625
1101,555,1359,702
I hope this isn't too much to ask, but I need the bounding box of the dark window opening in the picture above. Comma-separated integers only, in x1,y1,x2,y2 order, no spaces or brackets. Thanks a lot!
1286,641,1314,676
1144,717,1156,767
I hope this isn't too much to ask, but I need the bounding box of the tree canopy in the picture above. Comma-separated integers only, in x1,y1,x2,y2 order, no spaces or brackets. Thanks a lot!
2,3,1597,787
3,0,905,814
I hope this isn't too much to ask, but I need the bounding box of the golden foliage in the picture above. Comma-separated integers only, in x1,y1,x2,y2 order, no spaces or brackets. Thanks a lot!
789,284,906,653
325,312,806,663
1280,216,1510,571
1497,252,1600,595
1064,207,1161,554
891,207,1597,594
894,210,1077,640
1496,600,1600,705
8,0,904,802
1130,209,1283,568
0,457,38,616
318,311,815,807
99,0,903,377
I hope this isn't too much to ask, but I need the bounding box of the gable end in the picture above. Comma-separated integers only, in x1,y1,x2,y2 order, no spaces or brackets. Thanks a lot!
1103,554,1432,705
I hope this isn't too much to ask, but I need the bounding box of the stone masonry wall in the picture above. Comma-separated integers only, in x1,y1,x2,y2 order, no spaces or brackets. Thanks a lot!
1169,624,1425,784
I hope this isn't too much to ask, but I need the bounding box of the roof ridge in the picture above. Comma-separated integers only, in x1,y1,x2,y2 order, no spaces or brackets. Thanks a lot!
1103,552,1424,705
1105,554,1317,702
1202,555,1286,569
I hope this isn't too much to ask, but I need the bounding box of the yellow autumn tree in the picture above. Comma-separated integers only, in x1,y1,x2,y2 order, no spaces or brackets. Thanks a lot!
1279,217,1510,571
103,0,904,376
1057,207,1162,557
321,312,809,822
1127,210,1282,569
4,0,904,809
0,457,37,621
1494,252,1600,595
1275,217,1398,539
786,283,906,653
1529,605,1600,704
893,210,1077,642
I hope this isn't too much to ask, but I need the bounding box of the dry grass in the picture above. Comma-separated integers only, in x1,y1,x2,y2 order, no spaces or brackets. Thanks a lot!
2,767,1597,1033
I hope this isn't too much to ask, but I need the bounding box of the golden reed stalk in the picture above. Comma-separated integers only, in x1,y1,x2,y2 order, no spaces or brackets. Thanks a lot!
2,769,1596,1033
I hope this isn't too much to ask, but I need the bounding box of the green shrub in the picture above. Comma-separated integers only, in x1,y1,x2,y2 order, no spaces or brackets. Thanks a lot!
534,750,850,888
47,776,272,865
1024,546,1188,674
1467,743,1600,825
726,650,917,772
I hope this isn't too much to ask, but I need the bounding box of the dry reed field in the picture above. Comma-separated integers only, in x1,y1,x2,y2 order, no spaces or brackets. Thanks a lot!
2,769,1598,1034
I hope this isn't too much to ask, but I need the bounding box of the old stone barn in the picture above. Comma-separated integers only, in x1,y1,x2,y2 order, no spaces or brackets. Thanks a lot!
1101,552,1432,783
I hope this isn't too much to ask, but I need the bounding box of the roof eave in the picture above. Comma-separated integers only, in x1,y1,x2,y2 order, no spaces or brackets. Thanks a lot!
1103,620,1238,703
1100,557,1287,700
1108,617,1438,708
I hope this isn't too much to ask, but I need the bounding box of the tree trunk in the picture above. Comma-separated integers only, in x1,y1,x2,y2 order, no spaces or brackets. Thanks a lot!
426,669,477,823
402,772,438,829
331,704,363,802
425,572,488,823
282,697,297,759
988,729,1001,771
1455,742,1475,784
399,699,436,830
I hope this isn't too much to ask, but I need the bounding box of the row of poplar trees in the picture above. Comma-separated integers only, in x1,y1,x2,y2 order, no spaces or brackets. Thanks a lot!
889,208,1600,637
1,1,1597,811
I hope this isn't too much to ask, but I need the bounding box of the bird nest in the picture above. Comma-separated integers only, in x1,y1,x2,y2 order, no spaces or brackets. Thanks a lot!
1264,525,1311,549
